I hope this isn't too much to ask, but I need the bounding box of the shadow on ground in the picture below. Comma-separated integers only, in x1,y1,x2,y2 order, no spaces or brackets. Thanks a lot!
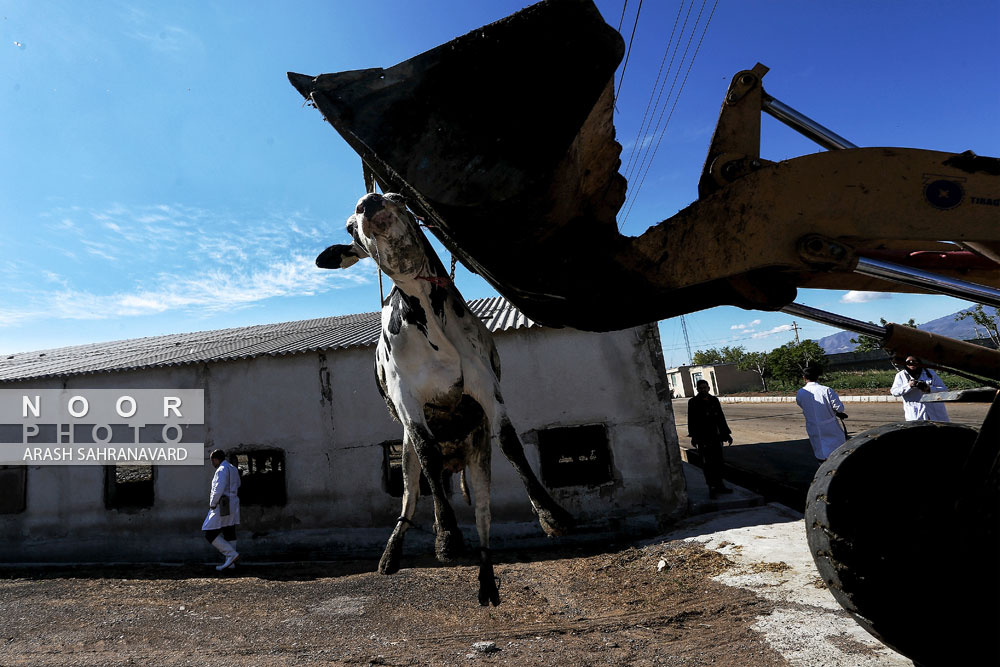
685,438,820,512
0,538,664,583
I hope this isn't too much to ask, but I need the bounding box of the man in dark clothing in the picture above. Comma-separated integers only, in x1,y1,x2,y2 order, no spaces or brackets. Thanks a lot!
687,380,734,498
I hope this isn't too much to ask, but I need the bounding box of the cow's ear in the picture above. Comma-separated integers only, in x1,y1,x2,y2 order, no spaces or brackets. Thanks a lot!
316,244,363,269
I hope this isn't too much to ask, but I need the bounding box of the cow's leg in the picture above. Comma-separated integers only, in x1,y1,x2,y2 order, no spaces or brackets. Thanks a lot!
378,438,422,575
409,424,464,561
467,432,499,606
497,414,574,536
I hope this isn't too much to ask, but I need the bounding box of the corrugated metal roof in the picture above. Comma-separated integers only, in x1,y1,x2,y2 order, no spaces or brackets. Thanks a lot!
0,297,537,383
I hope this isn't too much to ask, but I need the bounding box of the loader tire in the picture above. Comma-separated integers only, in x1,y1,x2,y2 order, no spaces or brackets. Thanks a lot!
805,420,1000,666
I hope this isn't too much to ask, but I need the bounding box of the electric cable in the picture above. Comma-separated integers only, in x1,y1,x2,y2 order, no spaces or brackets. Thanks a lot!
620,0,720,230
614,0,644,107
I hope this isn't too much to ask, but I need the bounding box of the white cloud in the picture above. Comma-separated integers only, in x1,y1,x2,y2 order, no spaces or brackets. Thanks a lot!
841,291,891,304
80,239,118,262
752,324,794,339
0,307,41,327
124,8,203,58
622,134,655,153
730,318,761,331
2,257,370,326
0,203,372,327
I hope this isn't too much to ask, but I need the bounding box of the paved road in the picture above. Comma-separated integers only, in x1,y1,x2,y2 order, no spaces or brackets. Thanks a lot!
674,400,991,511
676,400,990,446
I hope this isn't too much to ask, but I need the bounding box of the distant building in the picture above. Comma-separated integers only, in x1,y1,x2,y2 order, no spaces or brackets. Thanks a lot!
665,362,761,398
0,298,686,562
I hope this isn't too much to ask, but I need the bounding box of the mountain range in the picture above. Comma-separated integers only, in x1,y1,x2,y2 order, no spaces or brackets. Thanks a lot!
815,306,997,353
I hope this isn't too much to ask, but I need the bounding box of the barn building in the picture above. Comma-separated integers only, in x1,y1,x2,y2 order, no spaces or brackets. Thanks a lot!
0,298,685,562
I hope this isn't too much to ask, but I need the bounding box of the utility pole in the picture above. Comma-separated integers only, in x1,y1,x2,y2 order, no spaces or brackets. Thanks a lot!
680,315,693,364
791,321,801,344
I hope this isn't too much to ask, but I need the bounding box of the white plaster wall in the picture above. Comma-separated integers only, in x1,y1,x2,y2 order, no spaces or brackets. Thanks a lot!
483,324,683,526
0,322,684,562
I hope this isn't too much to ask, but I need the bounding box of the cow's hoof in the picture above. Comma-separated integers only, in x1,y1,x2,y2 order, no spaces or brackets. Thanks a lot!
536,505,574,537
478,565,501,606
478,579,501,606
435,529,464,562
378,540,402,575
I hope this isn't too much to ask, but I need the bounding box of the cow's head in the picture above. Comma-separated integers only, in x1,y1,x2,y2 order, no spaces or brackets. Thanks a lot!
316,193,436,279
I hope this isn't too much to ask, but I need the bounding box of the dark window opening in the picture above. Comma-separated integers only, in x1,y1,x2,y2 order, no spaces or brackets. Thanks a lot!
104,464,154,510
381,440,452,498
537,424,613,488
0,466,27,514
230,450,286,506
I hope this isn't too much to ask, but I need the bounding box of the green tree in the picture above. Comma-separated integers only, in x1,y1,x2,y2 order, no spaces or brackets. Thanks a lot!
955,305,1000,346
737,350,771,391
768,339,827,384
850,318,916,352
691,345,747,365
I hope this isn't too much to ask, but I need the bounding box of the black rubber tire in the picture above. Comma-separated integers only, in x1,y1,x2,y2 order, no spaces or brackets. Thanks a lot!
805,421,1000,666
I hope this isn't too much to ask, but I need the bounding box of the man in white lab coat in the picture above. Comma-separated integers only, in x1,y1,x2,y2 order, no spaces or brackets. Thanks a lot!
796,366,849,461
202,448,241,570
890,356,950,422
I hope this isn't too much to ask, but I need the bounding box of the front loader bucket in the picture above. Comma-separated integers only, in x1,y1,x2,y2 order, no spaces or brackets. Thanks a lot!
288,0,690,331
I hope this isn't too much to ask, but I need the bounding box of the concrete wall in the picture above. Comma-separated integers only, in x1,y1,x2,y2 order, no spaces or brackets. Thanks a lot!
0,323,684,562
666,367,693,399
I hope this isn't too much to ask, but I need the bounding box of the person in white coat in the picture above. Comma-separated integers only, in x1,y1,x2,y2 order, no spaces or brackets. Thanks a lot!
202,449,241,570
890,356,950,422
796,366,849,461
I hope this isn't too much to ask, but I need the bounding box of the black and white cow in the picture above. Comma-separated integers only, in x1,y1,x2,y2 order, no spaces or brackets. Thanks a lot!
317,192,573,605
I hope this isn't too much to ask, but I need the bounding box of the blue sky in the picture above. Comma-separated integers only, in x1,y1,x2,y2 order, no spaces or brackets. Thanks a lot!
2,1,998,365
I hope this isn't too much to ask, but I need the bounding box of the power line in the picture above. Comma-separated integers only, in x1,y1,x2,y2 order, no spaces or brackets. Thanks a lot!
619,0,720,229
616,0,629,32
614,0,643,106
620,0,698,194
659,320,827,352
619,0,687,186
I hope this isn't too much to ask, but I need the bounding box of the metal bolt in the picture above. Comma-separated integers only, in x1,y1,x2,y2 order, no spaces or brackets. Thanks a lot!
721,161,741,181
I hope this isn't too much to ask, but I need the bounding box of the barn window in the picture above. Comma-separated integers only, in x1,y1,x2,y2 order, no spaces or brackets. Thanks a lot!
104,464,154,510
230,450,286,506
381,440,452,497
0,466,27,514
537,424,613,488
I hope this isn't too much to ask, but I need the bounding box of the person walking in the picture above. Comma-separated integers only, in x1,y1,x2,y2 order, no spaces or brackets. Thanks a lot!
890,356,950,422
796,366,848,461
687,379,734,498
202,449,241,570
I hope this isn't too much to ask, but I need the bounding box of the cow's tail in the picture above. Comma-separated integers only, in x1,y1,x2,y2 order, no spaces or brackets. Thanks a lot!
460,468,471,505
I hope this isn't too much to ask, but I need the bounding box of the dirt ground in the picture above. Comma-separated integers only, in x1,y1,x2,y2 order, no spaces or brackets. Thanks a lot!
0,539,787,667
